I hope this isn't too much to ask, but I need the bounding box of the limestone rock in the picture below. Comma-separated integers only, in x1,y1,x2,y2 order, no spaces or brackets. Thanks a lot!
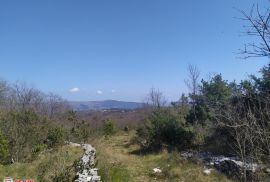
73,143,101,182
153,167,162,174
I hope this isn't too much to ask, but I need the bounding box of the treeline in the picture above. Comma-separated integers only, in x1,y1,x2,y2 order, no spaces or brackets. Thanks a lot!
136,64,270,180
0,81,122,165
0,81,71,164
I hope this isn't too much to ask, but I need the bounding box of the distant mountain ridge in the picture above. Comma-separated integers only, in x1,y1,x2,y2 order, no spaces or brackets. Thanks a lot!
69,100,144,111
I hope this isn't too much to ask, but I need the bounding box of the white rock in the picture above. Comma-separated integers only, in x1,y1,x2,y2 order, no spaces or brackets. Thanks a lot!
203,169,213,175
153,167,162,173
70,143,101,182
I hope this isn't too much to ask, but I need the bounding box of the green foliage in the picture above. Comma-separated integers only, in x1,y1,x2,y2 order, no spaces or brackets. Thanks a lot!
0,110,51,162
47,126,65,148
52,166,73,182
187,74,233,125
68,110,78,128
103,118,116,136
77,120,91,143
171,93,190,124
124,126,129,132
137,108,194,151
0,80,7,104
36,147,80,182
201,74,232,105
0,130,10,164
32,143,47,156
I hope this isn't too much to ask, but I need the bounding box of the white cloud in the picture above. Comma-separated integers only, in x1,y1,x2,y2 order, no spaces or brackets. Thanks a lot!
69,87,80,93
97,90,103,95
111,89,116,93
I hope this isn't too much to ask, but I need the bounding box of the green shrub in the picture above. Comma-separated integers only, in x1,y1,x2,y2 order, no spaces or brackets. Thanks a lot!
103,118,115,136
0,130,10,164
77,120,91,143
32,143,48,155
0,110,51,162
136,108,195,151
47,126,65,147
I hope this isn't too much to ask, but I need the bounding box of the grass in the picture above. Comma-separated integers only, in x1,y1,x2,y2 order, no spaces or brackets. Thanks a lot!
91,130,234,182
0,145,83,181
0,131,235,182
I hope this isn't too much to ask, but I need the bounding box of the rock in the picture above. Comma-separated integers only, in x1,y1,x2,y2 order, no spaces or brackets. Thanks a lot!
213,158,258,179
68,142,82,147
153,167,162,174
203,168,213,175
190,151,261,180
71,143,101,182
266,168,270,174
181,152,194,159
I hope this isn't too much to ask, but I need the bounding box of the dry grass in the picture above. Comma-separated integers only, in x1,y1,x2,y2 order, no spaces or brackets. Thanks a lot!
91,130,234,182
0,145,83,181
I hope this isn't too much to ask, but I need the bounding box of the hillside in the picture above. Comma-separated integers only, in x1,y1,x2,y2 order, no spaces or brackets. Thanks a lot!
69,100,144,111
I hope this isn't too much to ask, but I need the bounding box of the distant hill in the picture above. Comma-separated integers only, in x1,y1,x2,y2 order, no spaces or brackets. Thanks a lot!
69,100,144,111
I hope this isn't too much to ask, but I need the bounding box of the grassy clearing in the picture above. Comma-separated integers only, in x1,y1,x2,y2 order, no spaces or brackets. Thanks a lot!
91,130,234,182
0,145,83,181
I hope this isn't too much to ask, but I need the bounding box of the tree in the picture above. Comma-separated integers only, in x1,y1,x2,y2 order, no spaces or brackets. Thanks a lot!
185,64,200,98
239,4,270,58
0,110,51,162
67,110,78,134
103,118,115,136
185,64,200,122
146,87,166,108
0,80,8,107
46,93,70,120
171,94,190,124
136,108,194,151
201,74,232,107
78,120,91,143
47,126,65,147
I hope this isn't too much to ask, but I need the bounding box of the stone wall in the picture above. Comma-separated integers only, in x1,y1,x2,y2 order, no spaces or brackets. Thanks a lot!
72,143,101,182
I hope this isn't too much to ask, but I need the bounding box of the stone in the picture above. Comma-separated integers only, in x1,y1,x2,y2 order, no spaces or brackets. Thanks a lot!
153,167,162,174
71,143,101,182
203,168,212,175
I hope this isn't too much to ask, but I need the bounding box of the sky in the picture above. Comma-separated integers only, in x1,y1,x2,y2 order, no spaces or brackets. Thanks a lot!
0,0,269,102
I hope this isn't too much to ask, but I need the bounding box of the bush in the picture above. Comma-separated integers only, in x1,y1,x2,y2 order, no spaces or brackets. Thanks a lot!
32,143,48,156
47,126,65,147
37,148,76,182
136,108,194,151
0,110,52,162
77,120,91,143
103,118,115,136
0,130,10,164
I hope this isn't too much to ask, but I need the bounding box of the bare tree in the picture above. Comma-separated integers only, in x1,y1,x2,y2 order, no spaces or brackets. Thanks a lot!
213,93,270,181
185,64,200,122
238,4,270,58
0,80,9,107
5,82,45,112
46,93,70,119
185,64,200,97
146,87,167,108
3,82,69,119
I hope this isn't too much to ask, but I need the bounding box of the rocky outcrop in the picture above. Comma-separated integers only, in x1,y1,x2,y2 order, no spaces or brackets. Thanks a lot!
71,143,101,182
181,151,260,179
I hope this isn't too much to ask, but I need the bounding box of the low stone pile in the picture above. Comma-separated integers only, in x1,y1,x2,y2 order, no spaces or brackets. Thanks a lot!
73,143,101,182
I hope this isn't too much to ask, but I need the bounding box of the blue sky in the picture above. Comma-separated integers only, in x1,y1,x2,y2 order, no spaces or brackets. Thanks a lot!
0,0,269,102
